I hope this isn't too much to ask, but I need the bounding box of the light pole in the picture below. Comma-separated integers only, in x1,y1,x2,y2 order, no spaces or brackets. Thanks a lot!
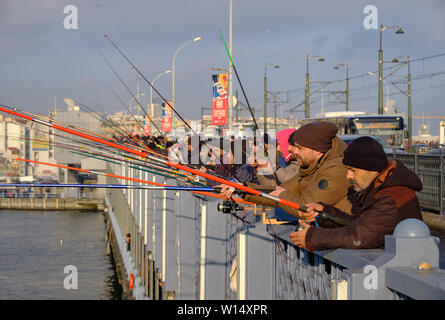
129,93,146,122
264,63,279,135
305,55,325,118
378,24,404,114
150,70,171,119
228,0,233,133
334,64,349,111
172,36,202,130
392,56,412,149
267,92,284,130
369,72,390,111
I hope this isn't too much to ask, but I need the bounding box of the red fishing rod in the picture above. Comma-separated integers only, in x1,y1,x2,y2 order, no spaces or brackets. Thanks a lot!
0,105,306,212
7,156,252,205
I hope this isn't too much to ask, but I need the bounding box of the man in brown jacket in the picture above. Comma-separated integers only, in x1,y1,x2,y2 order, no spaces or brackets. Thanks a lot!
290,136,423,251
219,122,352,216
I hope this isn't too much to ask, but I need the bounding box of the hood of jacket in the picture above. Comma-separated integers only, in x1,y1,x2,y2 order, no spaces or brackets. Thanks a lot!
373,159,423,192
276,128,296,162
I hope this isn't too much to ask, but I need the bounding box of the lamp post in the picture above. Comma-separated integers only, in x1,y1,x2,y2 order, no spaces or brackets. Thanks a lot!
369,71,390,111
228,0,233,133
267,92,284,131
129,93,146,118
392,56,412,149
264,63,279,135
334,64,349,111
172,36,202,129
378,24,404,114
305,55,325,118
129,93,145,133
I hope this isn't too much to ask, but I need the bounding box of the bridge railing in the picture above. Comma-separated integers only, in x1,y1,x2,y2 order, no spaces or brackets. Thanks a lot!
386,150,445,213
104,162,445,300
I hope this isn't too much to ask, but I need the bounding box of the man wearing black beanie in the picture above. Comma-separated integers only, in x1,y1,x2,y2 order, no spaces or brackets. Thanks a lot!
290,136,423,251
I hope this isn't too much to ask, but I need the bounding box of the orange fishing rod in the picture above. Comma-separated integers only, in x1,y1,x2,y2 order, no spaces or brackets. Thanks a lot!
18,107,159,157
10,156,252,205
0,105,305,212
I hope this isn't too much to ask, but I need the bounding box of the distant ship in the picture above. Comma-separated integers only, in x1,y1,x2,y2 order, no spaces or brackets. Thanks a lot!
413,117,439,143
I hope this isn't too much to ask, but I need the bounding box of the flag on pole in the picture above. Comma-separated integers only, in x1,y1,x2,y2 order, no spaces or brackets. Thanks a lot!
161,102,172,133
131,124,138,137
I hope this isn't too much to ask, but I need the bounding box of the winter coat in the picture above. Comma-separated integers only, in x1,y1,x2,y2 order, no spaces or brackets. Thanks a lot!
305,160,423,251
244,136,352,216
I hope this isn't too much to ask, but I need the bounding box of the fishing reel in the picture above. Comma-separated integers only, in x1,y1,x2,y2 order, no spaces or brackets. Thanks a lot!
217,199,244,214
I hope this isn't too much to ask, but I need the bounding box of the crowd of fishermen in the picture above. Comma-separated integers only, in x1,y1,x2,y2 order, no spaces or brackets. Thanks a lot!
117,122,424,252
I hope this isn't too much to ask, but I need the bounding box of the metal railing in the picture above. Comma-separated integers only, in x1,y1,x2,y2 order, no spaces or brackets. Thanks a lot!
0,188,97,199
105,162,445,300
386,150,445,213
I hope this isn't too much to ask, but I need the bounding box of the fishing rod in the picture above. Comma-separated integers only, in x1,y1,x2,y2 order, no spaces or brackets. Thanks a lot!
0,183,214,192
104,35,250,184
102,83,155,149
98,49,162,135
7,115,142,165
1,105,170,171
99,50,192,165
104,35,192,132
0,104,307,212
218,29,280,183
18,103,156,157
64,149,203,184
5,132,192,183
4,156,252,205
64,97,139,145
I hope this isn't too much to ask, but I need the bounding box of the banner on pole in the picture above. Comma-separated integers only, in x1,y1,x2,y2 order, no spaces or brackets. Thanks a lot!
161,101,172,133
211,73,228,126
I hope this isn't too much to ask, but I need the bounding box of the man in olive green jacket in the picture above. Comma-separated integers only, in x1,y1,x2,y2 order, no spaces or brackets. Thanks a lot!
219,122,352,217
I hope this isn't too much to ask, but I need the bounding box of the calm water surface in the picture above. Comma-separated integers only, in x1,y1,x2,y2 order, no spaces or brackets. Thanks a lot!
0,210,121,300
0,210,443,299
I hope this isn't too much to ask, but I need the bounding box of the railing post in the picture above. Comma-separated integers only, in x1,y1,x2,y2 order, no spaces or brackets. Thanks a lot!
199,202,207,300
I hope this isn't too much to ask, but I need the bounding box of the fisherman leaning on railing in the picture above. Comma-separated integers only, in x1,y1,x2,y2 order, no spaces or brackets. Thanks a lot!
218,122,353,217
218,125,424,252
290,136,424,251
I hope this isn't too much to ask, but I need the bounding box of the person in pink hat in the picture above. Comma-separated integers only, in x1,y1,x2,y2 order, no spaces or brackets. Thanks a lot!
274,128,300,185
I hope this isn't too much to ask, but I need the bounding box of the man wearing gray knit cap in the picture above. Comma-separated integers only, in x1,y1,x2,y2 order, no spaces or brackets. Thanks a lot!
290,136,423,251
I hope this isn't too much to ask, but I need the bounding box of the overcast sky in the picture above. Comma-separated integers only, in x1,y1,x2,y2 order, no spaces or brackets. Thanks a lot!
1,0,444,134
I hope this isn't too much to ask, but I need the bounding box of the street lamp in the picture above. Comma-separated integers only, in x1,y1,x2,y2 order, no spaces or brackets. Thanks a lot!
264,63,279,135
369,72,390,111
378,24,404,114
305,55,325,118
172,36,202,130
334,64,349,111
150,70,171,119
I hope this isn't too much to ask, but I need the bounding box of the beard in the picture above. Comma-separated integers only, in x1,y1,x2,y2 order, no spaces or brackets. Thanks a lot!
348,180,363,192
347,185,361,203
